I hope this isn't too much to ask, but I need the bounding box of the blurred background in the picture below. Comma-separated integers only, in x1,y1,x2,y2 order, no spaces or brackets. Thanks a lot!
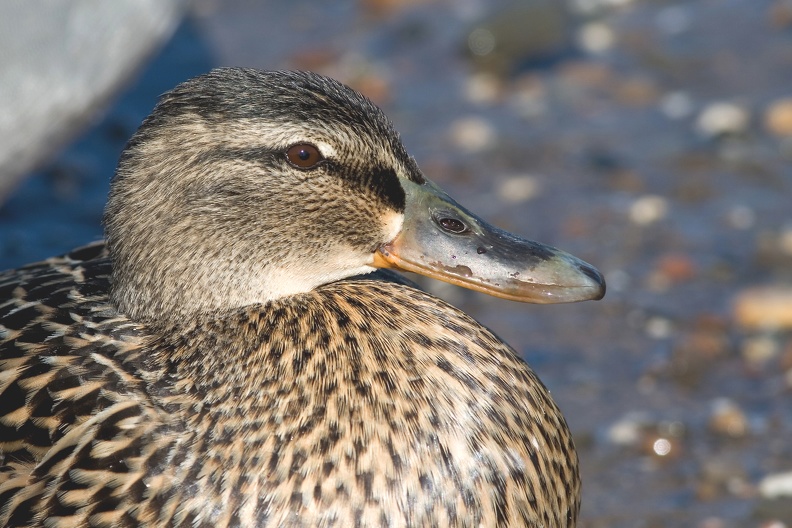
1,0,791,526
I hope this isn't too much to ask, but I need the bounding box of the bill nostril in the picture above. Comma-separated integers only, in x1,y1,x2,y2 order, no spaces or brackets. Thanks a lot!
437,217,468,234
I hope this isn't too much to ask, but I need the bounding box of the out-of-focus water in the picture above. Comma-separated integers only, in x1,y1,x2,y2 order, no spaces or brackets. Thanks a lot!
2,1,791,526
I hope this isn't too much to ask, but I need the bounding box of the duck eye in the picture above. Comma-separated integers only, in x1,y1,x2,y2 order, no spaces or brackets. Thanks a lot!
286,143,324,169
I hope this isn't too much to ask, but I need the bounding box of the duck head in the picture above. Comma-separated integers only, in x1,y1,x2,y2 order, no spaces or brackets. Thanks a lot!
105,68,604,324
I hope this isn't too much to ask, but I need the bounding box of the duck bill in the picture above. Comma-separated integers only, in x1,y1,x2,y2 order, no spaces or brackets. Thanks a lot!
373,179,605,304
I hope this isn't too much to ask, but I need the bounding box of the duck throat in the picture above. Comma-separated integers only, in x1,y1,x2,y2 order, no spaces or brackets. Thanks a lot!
107,241,378,326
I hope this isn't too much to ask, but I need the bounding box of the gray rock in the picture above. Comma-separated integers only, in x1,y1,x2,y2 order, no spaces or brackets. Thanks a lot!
0,0,187,202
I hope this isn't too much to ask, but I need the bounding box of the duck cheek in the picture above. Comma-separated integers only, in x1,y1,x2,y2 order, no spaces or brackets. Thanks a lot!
379,210,405,248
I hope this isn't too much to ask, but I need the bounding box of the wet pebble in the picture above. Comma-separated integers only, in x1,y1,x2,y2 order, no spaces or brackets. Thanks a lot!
759,522,790,528
629,194,668,225
615,76,659,107
696,455,749,501
757,227,792,269
558,61,613,89
576,22,615,54
643,421,685,460
741,335,780,369
760,471,792,499
645,315,673,340
660,90,695,120
733,286,792,330
464,72,502,105
448,117,497,153
605,413,685,459
757,472,792,524
509,74,547,119
696,102,751,138
769,0,792,30
708,398,749,438
726,204,756,230
606,411,648,446
648,253,697,290
667,315,731,386
464,0,571,73
496,175,541,204
764,97,792,137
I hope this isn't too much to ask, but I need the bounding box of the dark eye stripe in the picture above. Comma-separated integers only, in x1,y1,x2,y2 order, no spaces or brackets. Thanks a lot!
190,145,407,212
365,166,406,212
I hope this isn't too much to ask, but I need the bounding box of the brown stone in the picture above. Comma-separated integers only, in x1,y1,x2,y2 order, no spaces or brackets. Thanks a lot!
764,97,792,137
733,286,792,330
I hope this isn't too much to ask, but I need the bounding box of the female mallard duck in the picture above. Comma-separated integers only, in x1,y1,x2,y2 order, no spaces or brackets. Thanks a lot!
0,68,604,527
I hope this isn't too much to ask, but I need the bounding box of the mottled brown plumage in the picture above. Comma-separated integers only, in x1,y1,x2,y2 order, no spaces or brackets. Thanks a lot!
0,69,603,527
